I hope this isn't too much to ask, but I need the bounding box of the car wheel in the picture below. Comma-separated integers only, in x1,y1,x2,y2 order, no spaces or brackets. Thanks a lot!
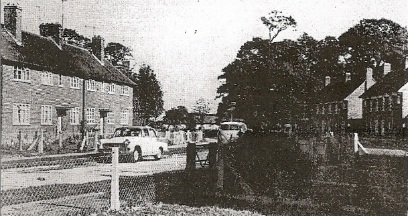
154,148,163,160
132,148,142,162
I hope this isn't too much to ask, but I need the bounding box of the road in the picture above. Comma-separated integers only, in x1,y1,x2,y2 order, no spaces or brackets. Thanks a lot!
1,154,189,191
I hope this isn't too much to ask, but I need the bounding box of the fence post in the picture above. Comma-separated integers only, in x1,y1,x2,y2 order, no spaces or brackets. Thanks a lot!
208,142,217,169
111,147,120,210
186,142,196,170
38,130,44,154
353,133,359,154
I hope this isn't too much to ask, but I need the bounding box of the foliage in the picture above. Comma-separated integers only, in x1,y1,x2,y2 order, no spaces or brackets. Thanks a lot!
217,17,407,130
131,65,164,124
105,42,133,66
261,10,297,42
192,98,211,125
338,18,408,80
164,106,195,129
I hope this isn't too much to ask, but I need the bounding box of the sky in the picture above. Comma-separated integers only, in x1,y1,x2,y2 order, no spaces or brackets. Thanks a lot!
1,0,408,113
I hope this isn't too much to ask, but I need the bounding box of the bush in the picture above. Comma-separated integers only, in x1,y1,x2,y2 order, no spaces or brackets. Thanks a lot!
225,132,316,198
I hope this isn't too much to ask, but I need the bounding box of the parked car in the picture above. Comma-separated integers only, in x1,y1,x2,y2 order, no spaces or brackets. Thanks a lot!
218,121,248,144
99,126,168,162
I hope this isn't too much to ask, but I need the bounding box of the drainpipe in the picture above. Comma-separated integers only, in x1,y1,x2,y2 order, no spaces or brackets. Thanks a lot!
81,78,86,140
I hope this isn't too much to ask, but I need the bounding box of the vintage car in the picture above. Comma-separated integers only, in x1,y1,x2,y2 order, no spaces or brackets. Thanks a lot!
99,126,168,162
217,121,248,144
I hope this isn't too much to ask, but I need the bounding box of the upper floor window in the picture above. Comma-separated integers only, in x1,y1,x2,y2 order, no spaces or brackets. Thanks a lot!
380,97,385,111
41,71,53,86
120,109,128,125
70,77,80,89
108,83,115,94
86,79,96,91
374,99,379,112
58,74,63,86
343,101,348,110
120,85,130,96
41,105,53,125
369,99,373,112
396,94,402,105
86,108,96,124
321,104,325,114
69,107,80,125
101,82,105,92
315,105,319,114
13,66,30,82
13,103,30,125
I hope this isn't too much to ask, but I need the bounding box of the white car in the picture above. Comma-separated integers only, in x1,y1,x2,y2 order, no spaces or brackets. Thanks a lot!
218,121,248,144
99,126,168,162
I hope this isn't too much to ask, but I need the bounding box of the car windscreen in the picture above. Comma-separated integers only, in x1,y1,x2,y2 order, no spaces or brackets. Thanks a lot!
220,124,240,130
113,128,142,137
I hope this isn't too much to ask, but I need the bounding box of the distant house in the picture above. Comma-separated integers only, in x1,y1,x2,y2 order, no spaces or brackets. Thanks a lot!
1,4,135,147
360,58,408,136
312,65,380,135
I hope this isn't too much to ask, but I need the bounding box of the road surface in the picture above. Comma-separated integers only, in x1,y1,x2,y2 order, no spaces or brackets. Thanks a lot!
1,154,189,191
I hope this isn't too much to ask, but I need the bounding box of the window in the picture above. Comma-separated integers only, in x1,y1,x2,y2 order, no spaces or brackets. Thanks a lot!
315,105,319,114
69,107,80,125
13,103,30,125
120,85,129,96
334,103,339,114
120,109,128,125
13,66,30,82
86,79,96,91
374,99,379,112
106,112,115,124
58,74,63,86
41,71,53,85
381,97,385,111
328,103,332,114
343,101,348,110
396,94,402,105
101,82,105,92
86,108,96,124
41,105,53,125
70,77,80,89
321,104,325,114
108,83,115,94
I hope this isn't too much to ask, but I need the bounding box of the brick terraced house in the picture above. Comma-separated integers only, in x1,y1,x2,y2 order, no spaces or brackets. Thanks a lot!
360,58,408,136
1,4,135,147
311,65,380,135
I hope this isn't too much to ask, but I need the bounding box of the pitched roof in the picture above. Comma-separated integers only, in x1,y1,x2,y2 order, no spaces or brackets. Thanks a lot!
1,29,135,86
360,68,408,98
315,77,365,103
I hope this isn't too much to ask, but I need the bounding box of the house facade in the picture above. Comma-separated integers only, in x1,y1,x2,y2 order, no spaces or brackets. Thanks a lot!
360,59,408,136
312,66,378,135
1,4,135,147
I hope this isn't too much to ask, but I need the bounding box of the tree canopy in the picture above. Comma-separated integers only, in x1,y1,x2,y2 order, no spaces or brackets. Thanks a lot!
261,10,297,42
105,42,133,66
192,98,211,125
131,65,164,124
164,106,195,129
217,17,408,130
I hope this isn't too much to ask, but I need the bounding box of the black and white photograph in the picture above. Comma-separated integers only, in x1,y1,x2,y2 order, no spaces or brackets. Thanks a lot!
0,0,407,215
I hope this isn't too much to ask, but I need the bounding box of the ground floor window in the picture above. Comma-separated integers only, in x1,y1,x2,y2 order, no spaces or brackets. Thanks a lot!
107,112,115,124
120,109,128,125
69,107,80,125
86,108,96,124
13,103,30,125
41,105,53,125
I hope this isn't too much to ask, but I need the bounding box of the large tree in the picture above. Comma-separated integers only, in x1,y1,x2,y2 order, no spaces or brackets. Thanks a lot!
164,106,195,129
261,10,297,42
104,42,133,66
192,98,211,126
339,18,408,80
132,65,164,124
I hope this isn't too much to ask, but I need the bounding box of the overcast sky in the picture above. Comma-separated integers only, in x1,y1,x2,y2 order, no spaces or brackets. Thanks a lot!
2,0,408,112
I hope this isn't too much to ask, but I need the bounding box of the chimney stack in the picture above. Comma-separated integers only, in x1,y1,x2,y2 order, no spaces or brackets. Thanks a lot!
383,62,391,75
39,23,63,45
324,76,331,87
4,3,22,44
365,68,375,90
345,72,351,82
92,36,105,64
